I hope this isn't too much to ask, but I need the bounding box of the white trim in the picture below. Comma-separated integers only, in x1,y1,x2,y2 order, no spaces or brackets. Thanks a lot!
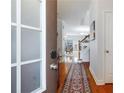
11,22,17,26
16,0,21,92
31,88,40,93
40,27,42,89
40,88,46,93
21,24,41,31
31,88,41,93
41,0,46,91
89,66,105,85
11,63,17,67
31,88,46,93
21,59,42,66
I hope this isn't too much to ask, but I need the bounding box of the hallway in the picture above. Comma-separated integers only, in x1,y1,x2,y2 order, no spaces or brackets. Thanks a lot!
57,0,113,93
57,62,112,93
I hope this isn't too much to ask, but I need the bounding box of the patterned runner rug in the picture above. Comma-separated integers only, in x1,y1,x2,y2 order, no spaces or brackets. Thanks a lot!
62,63,91,93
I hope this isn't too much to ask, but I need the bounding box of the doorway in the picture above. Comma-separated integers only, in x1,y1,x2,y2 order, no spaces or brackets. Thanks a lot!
104,11,113,83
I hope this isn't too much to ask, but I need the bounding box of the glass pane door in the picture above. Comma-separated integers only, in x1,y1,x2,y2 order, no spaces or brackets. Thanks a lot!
11,26,17,63
21,28,41,61
11,0,17,92
11,67,17,93
21,0,40,27
21,62,41,93
11,0,16,23
11,0,46,93
21,0,42,92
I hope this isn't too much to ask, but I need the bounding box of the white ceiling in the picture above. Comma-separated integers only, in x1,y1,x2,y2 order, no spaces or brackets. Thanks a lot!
58,0,91,27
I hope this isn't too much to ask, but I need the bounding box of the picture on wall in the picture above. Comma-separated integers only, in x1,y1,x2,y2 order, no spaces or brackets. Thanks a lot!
90,20,95,40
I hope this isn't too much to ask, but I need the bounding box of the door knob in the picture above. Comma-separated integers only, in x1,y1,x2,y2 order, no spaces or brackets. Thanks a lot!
50,63,58,70
106,50,109,53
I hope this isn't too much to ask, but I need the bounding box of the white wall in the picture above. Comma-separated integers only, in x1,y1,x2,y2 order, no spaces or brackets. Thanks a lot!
89,0,112,85
80,42,90,62
89,0,99,84
82,10,90,26
72,38,79,58
62,21,65,56
57,19,62,56
57,21,66,56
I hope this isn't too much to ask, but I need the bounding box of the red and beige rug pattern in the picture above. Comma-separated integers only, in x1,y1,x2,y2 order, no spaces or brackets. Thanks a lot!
62,63,91,93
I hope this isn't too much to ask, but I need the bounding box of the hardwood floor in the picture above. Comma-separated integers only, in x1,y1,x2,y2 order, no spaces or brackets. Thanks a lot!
57,63,71,93
83,63,113,93
57,62,113,93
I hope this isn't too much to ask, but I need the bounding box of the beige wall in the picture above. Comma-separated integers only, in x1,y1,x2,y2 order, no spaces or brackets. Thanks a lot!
43,0,57,93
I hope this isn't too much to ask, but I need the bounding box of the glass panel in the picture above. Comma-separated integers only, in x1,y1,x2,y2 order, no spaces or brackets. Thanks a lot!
11,0,16,23
21,62,41,93
11,67,17,93
21,28,41,61
21,0,40,27
11,26,16,63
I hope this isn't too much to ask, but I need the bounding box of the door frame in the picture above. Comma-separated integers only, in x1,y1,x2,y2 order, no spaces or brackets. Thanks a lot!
103,10,113,83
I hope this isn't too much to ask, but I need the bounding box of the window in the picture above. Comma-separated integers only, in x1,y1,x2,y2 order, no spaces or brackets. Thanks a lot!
11,0,46,93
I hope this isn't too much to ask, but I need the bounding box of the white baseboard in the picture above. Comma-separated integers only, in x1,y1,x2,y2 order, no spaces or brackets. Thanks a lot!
89,66,105,85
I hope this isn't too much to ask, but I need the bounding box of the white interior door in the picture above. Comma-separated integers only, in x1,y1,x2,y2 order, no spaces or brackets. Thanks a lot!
11,0,46,93
104,11,113,83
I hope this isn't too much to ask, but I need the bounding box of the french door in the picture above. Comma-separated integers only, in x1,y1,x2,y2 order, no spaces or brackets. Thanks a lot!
11,0,46,93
